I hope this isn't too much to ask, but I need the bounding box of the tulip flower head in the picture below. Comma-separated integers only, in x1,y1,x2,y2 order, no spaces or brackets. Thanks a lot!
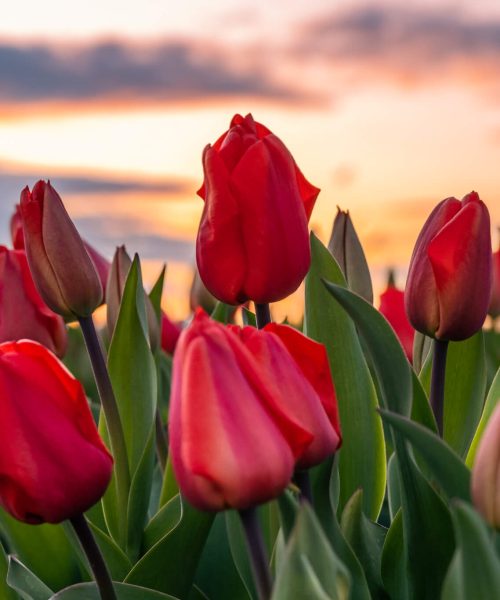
379,271,415,361
196,113,320,305
169,310,341,511
0,246,67,357
471,402,500,527
405,192,492,341
0,340,113,524
20,181,103,319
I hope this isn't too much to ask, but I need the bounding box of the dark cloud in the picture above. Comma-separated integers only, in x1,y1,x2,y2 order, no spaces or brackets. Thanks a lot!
297,6,500,87
0,39,300,103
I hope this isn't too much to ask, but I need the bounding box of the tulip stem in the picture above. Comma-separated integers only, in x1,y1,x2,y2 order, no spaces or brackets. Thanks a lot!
255,303,271,329
294,469,313,504
70,514,117,600
78,316,130,526
239,507,272,600
430,339,449,436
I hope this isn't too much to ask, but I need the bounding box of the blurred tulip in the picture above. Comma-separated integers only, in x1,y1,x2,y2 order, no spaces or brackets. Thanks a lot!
405,191,492,341
0,247,67,357
378,270,415,361
471,402,500,527
19,181,103,318
489,237,500,320
161,311,181,354
0,340,113,524
10,205,24,250
169,310,296,511
189,267,217,314
106,246,159,351
196,113,319,305
328,207,373,303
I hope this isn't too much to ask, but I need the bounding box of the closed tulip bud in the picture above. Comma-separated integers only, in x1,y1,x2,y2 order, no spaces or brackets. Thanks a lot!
405,192,492,341
20,181,103,318
169,310,296,511
106,246,159,351
0,340,113,524
489,238,500,320
10,205,24,250
378,270,415,361
161,311,181,354
471,402,500,527
196,113,319,305
328,207,373,304
0,247,67,357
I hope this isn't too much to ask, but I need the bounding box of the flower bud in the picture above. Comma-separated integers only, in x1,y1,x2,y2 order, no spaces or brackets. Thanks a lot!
169,310,295,511
0,247,67,357
471,402,500,527
106,246,159,351
161,311,181,354
196,113,319,305
378,269,415,361
0,340,113,524
405,192,492,341
19,181,103,318
328,207,373,304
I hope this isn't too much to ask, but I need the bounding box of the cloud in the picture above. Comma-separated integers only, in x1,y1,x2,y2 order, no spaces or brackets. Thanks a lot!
296,5,500,89
0,39,301,105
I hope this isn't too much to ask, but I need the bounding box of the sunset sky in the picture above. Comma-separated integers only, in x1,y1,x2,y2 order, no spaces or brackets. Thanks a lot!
1,0,499,319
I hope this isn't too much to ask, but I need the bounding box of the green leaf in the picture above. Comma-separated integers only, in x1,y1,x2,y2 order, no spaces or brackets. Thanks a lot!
412,332,432,375
0,542,18,600
443,332,487,457
225,511,257,598
271,503,350,600
88,523,132,581
125,498,213,598
7,557,53,600
148,265,166,324
340,490,387,599
441,501,500,600
0,510,81,591
466,366,500,467
410,370,437,433
305,234,386,519
49,582,178,599
194,513,252,600
242,308,257,327
379,410,471,502
143,495,182,551
380,510,408,600
106,256,157,557
386,454,401,520
322,281,411,417
211,302,235,324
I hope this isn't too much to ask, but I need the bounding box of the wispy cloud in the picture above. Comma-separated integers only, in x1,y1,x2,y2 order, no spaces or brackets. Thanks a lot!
295,5,500,89
0,39,301,105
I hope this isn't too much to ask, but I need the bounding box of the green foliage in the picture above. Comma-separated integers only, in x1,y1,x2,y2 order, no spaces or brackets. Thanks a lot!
305,234,386,520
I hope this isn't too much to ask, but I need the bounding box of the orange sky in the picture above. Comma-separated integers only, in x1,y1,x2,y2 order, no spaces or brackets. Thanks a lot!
1,0,499,319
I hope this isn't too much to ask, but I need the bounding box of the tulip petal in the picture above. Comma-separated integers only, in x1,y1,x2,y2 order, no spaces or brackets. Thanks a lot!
428,195,492,340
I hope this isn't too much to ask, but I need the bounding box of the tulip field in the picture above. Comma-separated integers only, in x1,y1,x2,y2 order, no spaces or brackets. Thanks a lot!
0,113,499,600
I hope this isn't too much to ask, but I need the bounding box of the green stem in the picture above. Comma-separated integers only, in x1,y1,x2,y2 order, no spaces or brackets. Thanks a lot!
70,514,117,600
429,339,449,436
239,508,272,600
78,316,130,529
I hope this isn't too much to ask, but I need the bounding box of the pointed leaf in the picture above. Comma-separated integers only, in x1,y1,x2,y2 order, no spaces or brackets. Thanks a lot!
305,234,385,519
7,557,53,600
0,543,18,600
49,582,178,599
380,510,408,600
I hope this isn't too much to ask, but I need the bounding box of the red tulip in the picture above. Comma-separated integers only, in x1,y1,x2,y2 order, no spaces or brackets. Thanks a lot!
489,242,500,320
11,203,110,304
0,247,67,357
20,181,103,318
169,310,296,511
196,113,319,305
161,311,181,354
379,275,415,362
0,340,113,524
238,322,342,468
405,192,492,341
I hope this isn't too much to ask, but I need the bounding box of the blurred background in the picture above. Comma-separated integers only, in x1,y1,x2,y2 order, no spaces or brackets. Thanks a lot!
1,0,499,320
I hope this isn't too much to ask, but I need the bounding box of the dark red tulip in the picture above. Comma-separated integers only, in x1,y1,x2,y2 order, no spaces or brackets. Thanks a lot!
196,113,319,305
379,273,415,361
161,311,181,354
405,192,492,341
0,247,67,357
0,340,113,524
20,181,103,318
